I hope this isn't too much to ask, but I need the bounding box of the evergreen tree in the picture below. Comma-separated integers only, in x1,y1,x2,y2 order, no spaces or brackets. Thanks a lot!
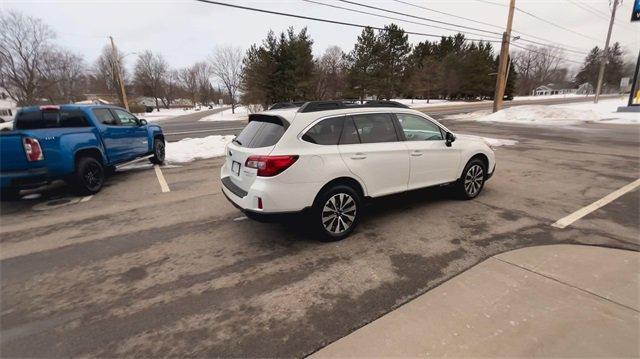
345,27,379,101
575,43,624,91
375,24,412,99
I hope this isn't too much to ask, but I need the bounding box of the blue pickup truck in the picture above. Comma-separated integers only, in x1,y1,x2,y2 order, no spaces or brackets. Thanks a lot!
0,104,165,200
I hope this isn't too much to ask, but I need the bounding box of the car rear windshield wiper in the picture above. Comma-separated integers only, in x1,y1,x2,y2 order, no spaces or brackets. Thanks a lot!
232,138,242,146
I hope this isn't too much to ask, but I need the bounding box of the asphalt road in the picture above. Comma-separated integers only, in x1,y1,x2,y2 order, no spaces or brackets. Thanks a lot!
159,95,621,141
1,116,638,357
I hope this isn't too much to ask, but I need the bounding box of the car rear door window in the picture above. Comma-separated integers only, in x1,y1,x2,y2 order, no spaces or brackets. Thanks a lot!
351,113,399,144
235,115,287,148
93,108,118,125
396,113,444,141
339,116,360,144
302,116,344,145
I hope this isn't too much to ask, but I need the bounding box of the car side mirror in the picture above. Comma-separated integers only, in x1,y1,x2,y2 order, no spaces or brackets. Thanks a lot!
445,132,456,147
138,119,147,126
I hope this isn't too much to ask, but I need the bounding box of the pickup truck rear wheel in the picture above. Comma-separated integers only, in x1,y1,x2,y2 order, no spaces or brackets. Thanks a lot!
74,157,104,195
150,139,165,165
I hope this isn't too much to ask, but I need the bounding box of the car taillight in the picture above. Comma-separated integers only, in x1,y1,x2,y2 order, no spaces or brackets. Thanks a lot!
23,137,44,162
245,155,299,177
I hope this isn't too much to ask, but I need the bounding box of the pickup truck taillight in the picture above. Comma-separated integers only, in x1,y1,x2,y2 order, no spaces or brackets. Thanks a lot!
23,137,44,161
245,155,298,177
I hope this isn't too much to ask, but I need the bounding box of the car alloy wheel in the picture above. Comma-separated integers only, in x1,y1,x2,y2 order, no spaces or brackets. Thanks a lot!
464,164,484,197
322,193,357,234
155,140,165,162
83,161,103,191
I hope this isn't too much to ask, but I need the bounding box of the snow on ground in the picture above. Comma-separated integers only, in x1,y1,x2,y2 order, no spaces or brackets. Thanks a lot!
444,98,638,125
137,106,225,122
199,106,251,122
0,121,13,131
165,135,234,163
482,137,518,147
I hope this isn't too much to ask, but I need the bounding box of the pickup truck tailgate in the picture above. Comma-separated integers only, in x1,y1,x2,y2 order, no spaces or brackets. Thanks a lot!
0,133,28,171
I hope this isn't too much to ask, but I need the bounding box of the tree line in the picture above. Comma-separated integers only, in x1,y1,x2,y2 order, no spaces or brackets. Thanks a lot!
1,10,634,111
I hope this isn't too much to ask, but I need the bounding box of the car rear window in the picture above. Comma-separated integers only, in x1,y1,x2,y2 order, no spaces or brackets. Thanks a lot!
235,115,287,148
302,116,344,145
15,109,90,129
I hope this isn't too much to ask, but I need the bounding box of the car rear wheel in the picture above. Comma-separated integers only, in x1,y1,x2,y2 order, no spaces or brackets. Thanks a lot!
150,138,165,165
312,185,360,241
74,156,105,195
456,159,486,199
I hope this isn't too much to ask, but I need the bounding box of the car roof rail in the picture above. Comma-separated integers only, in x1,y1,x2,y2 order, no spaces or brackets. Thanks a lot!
297,100,409,113
268,101,306,110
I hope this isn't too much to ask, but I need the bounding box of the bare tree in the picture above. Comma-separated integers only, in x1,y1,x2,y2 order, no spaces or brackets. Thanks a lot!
314,46,346,100
193,61,212,105
513,46,567,95
0,11,55,106
134,50,168,111
209,46,243,113
179,65,199,107
94,45,128,105
41,49,86,103
162,69,179,109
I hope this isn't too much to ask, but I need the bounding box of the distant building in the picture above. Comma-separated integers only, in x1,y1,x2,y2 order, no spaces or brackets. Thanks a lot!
532,83,577,96
0,88,17,122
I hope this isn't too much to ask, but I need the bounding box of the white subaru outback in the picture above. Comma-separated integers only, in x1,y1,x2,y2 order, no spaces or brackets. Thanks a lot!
221,101,495,241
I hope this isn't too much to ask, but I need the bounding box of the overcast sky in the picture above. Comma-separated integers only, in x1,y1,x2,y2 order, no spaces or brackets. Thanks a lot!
2,0,639,72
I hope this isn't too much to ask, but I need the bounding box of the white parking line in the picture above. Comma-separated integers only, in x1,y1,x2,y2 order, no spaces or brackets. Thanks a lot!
552,178,640,229
80,195,93,202
154,165,171,193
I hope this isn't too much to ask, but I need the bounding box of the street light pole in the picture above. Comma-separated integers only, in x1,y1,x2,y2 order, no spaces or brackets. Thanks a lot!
109,36,129,111
493,0,516,113
594,0,620,104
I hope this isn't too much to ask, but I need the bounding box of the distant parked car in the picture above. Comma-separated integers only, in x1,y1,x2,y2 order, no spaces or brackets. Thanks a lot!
145,106,155,113
0,104,165,200
221,100,496,241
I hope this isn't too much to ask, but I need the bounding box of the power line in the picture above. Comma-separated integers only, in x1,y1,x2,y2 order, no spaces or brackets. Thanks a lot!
193,0,501,42
392,0,590,54
336,0,503,36
302,0,503,41
194,0,584,65
474,0,601,42
566,0,637,32
510,43,584,64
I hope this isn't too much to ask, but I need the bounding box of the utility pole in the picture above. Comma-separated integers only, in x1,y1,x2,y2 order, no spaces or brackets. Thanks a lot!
493,0,516,112
594,0,619,104
109,36,129,111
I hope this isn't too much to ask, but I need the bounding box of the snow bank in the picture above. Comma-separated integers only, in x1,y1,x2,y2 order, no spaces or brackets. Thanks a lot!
137,107,222,122
199,106,251,122
445,99,638,125
165,135,233,163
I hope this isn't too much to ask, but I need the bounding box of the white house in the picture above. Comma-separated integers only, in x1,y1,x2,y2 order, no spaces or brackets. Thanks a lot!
0,88,17,123
532,83,577,96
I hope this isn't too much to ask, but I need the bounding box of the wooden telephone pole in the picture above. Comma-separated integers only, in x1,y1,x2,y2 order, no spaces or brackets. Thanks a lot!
594,0,620,104
109,36,129,111
492,0,516,113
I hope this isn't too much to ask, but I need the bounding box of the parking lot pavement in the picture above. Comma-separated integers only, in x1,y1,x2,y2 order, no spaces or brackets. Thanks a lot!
0,121,638,357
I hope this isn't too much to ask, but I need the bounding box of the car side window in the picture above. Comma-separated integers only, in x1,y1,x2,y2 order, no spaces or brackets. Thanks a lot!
339,116,360,145
112,109,139,126
92,108,118,126
302,116,344,145
396,113,444,141
351,113,398,144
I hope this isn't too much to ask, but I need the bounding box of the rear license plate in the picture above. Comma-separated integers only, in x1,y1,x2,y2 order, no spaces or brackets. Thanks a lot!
232,161,241,176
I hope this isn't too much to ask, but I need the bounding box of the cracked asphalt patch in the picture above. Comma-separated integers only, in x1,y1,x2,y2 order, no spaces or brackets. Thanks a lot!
0,121,638,357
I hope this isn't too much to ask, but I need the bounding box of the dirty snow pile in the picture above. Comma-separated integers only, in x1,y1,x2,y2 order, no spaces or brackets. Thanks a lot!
199,106,251,122
481,137,518,147
445,98,638,125
165,135,233,163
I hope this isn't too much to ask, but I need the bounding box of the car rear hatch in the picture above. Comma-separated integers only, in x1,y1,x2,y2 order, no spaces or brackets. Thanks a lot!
225,114,289,193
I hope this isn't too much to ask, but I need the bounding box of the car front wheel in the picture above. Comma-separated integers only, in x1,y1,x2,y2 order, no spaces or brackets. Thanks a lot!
150,138,165,165
312,185,361,241
457,159,486,199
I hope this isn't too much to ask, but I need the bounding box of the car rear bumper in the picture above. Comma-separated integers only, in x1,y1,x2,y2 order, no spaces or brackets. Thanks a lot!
0,167,50,189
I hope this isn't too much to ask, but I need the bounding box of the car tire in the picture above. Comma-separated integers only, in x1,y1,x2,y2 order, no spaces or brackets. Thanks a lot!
456,158,486,200
0,188,20,201
311,185,361,241
150,138,165,165
74,156,105,195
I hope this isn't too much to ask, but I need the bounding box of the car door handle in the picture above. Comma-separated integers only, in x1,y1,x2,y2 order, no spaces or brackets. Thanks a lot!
351,153,367,160
410,151,423,157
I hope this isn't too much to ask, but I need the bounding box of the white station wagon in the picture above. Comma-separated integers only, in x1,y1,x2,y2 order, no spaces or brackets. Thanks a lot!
221,101,496,240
